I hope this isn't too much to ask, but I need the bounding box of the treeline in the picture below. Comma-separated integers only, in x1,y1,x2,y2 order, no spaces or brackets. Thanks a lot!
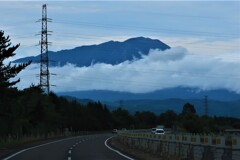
1,88,240,140
0,86,114,138
111,103,240,134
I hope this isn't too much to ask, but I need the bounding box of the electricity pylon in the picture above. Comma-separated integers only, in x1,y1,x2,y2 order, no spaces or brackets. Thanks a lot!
38,4,52,94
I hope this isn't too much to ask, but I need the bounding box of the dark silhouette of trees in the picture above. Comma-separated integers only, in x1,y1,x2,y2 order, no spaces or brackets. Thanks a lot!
0,31,31,89
134,111,157,129
157,110,178,128
179,103,200,133
181,103,196,115
112,107,134,129
0,31,31,139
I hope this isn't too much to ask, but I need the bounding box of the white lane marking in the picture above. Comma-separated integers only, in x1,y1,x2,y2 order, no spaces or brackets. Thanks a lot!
3,136,83,160
68,157,71,160
68,150,72,154
2,149,27,160
105,137,135,160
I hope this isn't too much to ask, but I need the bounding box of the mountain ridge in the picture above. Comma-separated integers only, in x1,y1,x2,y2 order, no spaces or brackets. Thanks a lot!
14,37,170,67
104,98,240,118
57,88,240,117
57,87,240,102
61,95,240,118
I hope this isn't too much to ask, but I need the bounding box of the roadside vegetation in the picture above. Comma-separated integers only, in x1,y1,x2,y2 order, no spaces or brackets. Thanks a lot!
0,31,239,148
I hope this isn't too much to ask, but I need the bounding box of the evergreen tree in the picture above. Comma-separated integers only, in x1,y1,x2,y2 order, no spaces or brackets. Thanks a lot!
0,31,31,138
0,30,31,89
181,103,196,115
158,110,178,128
112,107,134,129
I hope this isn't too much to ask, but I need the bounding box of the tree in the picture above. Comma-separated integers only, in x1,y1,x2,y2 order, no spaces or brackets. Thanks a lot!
134,111,157,129
157,110,178,128
112,107,134,129
0,31,31,138
180,103,200,133
181,103,196,115
0,30,31,89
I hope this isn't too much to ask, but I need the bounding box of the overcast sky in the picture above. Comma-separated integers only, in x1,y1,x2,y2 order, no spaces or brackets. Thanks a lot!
1,1,240,93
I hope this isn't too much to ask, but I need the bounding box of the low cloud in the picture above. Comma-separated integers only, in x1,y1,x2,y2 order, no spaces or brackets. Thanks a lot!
16,47,240,93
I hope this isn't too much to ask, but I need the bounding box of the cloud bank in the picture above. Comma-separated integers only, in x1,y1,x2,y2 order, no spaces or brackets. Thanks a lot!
16,47,240,93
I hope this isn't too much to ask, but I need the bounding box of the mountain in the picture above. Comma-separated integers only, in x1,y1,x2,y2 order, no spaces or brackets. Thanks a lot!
57,87,240,102
14,37,170,67
61,94,240,118
57,87,240,117
58,87,240,117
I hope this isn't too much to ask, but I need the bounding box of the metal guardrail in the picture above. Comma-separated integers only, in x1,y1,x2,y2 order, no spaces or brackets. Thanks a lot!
117,130,240,160
118,130,240,149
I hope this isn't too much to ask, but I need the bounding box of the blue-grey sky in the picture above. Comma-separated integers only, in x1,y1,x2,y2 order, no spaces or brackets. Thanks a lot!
1,1,240,93
1,1,239,58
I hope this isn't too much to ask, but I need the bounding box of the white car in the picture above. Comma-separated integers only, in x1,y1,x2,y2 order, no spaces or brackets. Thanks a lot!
154,129,165,135
112,129,118,134
151,128,156,134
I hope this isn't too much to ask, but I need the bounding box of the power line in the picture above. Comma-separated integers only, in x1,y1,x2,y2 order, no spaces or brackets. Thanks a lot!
48,74,240,91
53,67,240,83
19,66,240,84
10,29,239,49
17,65,240,91
1,11,235,28
50,31,240,48
52,20,240,38
12,34,239,54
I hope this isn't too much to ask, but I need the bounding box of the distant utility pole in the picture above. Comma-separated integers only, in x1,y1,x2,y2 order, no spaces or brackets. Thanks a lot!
119,100,123,108
204,96,208,116
38,4,52,94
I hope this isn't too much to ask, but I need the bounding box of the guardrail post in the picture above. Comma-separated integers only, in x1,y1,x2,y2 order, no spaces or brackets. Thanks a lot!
231,136,240,160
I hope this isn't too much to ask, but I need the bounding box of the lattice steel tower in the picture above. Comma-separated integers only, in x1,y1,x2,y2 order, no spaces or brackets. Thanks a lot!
39,4,52,94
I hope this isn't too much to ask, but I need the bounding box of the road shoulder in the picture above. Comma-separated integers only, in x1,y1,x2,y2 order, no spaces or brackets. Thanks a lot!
107,136,161,160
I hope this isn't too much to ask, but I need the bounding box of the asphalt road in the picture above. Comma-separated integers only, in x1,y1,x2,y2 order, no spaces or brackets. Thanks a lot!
3,134,133,160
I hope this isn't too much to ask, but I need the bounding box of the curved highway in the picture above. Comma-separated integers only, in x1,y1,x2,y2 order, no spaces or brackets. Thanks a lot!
3,134,133,160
